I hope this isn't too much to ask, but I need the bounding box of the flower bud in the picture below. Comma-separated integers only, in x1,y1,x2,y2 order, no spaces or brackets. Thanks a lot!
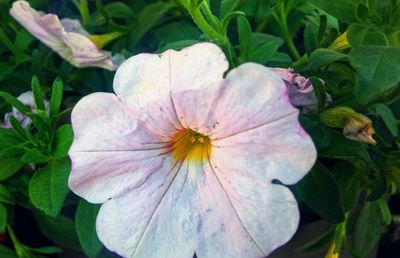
328,32,351,51
320,106,376,144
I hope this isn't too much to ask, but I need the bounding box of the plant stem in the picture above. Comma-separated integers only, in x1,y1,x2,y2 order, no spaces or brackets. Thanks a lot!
276,2,301,60
79,0,90,26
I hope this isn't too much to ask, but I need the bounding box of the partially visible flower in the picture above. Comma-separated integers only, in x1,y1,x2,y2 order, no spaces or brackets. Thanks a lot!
320,106,376,144
272,68,321,113
324,242,339,258
1,91,49,128
10,1,123,71
68,43,317,257
328,32,351,51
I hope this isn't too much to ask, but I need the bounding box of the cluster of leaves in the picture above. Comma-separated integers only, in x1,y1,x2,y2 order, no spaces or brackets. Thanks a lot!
0,0,399,257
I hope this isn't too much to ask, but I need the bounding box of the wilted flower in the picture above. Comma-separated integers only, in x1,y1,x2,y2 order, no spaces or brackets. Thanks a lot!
68,43,317,257
1,91,49,128
10,1,123,71
272,68,321,113
320,106,376,144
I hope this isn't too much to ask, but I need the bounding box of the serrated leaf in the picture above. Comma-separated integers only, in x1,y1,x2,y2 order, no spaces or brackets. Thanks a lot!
76,200,102,258
28,159,70,217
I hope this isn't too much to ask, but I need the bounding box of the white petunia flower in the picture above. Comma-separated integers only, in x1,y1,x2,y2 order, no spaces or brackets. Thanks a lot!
10,1,122,71
68,43,317,258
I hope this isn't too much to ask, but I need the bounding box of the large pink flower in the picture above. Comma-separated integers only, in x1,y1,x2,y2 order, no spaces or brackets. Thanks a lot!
68,43,317,258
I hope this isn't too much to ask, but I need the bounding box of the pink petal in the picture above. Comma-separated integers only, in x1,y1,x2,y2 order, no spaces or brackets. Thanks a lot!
69,93,168,203
10,1,115,70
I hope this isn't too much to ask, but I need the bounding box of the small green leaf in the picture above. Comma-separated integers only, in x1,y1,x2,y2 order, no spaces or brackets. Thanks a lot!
0,159,23,181
247,40,280,65
0,184,15,204
21,149,49,164
31,76,46,111
353,199,390,257
29,246,63,254
309,48,347,71
237,16,252,58
347,24,389,48
50,77,63,117
220,0,242,17
28,159,70,217
52,124,73,158
34,212,81,251
0,203,7,233
293,162,345,224
0,91,30,114
103,2,135,18
308,0,358,23
76,200,102,258
375,104,398,137
350,45,400,103
221,11,245,34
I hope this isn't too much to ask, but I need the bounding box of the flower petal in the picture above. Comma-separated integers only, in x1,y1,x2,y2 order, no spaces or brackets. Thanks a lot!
10,1,115,70
212,112,317,185
96,157,196,258
69,93,168,202
113,43,229,134
195,160,300,257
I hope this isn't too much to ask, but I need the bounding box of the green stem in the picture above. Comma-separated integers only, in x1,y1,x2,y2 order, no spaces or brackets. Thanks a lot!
79,0,90,26
185,2,235,66
7,225,26,257
276,2,301,60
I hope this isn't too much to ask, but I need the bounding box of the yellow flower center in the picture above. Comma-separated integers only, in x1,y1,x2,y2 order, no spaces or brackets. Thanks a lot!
170,129,211,162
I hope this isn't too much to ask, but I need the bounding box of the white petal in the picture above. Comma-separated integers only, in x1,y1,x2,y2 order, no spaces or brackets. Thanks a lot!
96,157,196,258
212,112,317,185
69,93,168,202
195,160,300,258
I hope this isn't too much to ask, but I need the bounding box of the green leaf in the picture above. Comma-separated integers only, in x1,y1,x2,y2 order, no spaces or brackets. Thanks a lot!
21,149,49,164
293,162,345,223
0,159,23,181
28,159,70,217
353,199,390,257
29,246,63,254
0,184,15,204
50,77,63,118
237,16,252,58
34,212,81,251
31,76,46,111
0,245,17,258
350,46,400,103
0,203,6,233
375,104,398,136
347,24,389,48
320,131,371,163
76,200,102,258
221,11,245,34
220,0,242,17
0,91,30,114
247,40,280,65
0,145,25,159
309,48,347,71
52,124,73,158
104,2,135,18
308,0,358,23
